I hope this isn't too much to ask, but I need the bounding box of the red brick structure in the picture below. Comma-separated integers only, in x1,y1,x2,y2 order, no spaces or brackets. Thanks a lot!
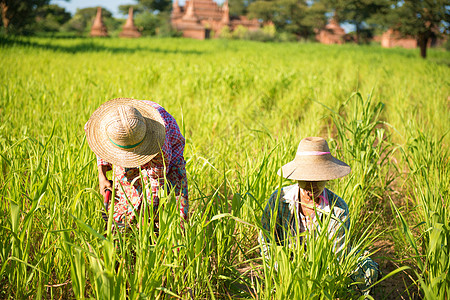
316,18,346,45
120,7,141,38
381,29,417,48
90,7,108,37
171,0,260,39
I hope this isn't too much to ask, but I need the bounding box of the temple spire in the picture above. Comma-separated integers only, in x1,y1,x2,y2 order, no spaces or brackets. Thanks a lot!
173,0,180,14
90,7,108,37
120,7,141,38
221,0,229,24
182,0,196,20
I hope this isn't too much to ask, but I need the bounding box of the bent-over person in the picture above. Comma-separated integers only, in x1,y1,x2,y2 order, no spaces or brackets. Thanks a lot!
85,98,188,228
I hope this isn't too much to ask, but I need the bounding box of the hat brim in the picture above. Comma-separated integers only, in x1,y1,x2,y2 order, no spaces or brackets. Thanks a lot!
277,155,351,181
85,98,166,168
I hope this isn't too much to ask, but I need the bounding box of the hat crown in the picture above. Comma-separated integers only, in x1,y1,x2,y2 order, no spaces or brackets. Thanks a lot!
104,105,146,149
296,137,330,154
278,137,350,181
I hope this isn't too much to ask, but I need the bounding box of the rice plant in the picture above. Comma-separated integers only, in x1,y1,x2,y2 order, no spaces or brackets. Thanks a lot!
0,36,448,298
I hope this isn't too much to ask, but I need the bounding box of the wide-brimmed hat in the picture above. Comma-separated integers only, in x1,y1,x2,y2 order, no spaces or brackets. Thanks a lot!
85,98,166,168
278,137,350,181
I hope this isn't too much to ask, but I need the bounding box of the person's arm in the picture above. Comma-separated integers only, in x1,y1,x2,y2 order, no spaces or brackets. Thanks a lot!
166,157,189,222
259,191,279,262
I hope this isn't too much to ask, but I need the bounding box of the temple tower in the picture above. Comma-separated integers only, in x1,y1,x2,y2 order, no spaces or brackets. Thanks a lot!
120,7,141,38
171,0,183,19
90,7,108,37
221,0,229,24
182,0,197,21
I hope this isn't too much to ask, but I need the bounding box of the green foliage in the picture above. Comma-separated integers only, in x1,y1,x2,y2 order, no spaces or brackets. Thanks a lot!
0,0,51,34
139,0,172,13
219,25,232,39
391,132,450,299
134,10,159,36
118,4,143,16
248,0,326,39
232,25,249,39
321,0,390,43
324,93,397,225
219,24,277,42
229,0,254,17
33,4,71,33
380,0,450,58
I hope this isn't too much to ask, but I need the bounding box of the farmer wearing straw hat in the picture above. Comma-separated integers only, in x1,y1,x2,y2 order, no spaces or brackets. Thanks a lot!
259,137,379,295
85,98,188,227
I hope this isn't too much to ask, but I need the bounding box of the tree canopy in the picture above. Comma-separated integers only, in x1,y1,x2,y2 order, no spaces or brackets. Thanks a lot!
381,0,450,58
1,0,51,33
321,0,390,43
34,4,71,32
247,0,327,39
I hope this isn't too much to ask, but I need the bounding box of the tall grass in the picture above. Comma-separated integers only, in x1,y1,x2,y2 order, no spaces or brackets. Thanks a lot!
0,36,449,298
391,132,450,299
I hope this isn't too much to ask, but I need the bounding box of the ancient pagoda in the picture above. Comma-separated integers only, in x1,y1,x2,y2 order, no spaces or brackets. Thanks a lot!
316,17,346,44
120,7,141,38
90,7,108,37
171,0,260,39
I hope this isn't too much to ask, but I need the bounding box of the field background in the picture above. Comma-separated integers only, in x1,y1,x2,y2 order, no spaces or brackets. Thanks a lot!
0,37,449,299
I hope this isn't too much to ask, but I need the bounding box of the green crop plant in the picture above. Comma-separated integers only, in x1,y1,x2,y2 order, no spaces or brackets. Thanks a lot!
0,36,448,298
391,132,449,299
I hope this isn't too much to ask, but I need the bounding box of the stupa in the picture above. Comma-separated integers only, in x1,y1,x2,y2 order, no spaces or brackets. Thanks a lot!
316,17,346,44
90,7,108,37
120,7,141,38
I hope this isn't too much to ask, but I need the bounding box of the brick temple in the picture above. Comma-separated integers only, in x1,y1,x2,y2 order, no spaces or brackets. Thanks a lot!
171,0,260,39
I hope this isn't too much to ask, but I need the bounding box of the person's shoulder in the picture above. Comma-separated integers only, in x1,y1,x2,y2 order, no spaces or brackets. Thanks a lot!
325,188,349,213
269,184,296,202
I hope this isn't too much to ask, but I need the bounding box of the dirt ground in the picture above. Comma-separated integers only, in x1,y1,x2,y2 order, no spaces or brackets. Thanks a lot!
371,239,422,300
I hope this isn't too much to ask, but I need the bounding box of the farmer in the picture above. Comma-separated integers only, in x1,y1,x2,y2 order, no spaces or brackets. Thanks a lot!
85,98,188,227
259,137,379,294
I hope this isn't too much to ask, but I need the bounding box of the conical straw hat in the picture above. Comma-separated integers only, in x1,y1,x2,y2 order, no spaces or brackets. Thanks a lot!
85,98,166,168
278,137,350,181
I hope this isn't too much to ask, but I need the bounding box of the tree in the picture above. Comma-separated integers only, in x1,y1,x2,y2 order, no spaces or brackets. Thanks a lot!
34,4,71,32
247,0,276,22
139,0,172,13
247,0,326,39
118,4,143,15
228,0,254,17
321,0,390,43
382,0,450,58
1,0,50,34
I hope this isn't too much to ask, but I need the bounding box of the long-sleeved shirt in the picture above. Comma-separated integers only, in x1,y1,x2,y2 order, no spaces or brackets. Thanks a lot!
96,101,188,225
259,184,379,294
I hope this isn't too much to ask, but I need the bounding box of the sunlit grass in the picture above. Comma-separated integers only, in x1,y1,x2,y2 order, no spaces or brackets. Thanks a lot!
0,36,449,298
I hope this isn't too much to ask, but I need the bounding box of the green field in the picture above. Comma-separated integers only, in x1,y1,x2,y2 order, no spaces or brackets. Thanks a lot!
0,37,449,299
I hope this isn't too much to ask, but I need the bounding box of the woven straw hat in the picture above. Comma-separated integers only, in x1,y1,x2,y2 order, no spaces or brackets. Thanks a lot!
85,98,166,168
278,137,350,181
